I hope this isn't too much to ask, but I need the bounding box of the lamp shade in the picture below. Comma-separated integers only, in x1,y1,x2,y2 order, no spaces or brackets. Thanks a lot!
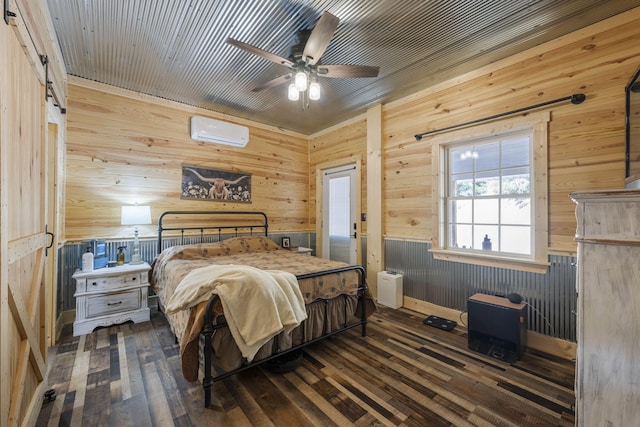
309,81,321,100
121,205,152,225
294,71,307,92
288,83,299,101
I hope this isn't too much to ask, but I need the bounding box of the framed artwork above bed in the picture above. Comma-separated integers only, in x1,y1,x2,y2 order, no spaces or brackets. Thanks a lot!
181,165,252,203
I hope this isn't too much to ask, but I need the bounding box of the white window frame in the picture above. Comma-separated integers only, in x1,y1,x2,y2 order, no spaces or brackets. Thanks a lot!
430,112,550,273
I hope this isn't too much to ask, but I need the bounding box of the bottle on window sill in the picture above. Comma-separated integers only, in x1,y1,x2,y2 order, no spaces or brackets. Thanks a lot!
482,235,492,251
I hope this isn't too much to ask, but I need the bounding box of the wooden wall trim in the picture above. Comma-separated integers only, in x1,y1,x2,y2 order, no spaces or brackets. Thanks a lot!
366,105,383,297
46,102,66,346
0,20,10,424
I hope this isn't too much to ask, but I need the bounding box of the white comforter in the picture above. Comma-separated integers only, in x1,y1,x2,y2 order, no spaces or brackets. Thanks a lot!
165,264,307,362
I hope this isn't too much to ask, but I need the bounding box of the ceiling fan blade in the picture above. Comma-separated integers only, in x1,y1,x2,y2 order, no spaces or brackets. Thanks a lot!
251,73,293,93
227,38,294,68
303,11,339,66
318,64,380,78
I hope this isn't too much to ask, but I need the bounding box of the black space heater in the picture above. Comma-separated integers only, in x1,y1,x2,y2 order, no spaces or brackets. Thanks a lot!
467,293,527,363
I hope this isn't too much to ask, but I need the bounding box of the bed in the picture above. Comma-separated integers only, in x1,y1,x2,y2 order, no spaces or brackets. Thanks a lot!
149,211,376,407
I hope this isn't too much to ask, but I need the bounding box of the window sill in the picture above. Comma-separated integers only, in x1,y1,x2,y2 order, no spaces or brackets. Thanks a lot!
429,248,550,274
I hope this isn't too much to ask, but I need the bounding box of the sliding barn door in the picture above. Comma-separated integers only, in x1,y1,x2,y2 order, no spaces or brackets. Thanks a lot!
0,12,49,427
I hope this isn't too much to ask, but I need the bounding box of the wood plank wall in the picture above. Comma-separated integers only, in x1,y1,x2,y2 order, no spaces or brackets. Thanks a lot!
310,7,640,255
65,7,640,254
64,80,310,240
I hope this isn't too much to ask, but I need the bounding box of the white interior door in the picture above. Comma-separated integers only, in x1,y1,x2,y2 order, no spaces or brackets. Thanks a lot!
322,164,357,263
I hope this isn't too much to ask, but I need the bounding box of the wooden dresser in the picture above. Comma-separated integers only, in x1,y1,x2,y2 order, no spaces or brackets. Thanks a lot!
72,262,151,336
571,190,640,426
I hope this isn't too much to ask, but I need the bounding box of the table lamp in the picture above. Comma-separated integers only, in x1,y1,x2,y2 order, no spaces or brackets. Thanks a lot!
121,205,151,265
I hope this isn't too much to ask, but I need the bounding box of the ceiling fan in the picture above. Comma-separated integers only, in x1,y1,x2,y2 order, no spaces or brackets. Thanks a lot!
226,11,380,100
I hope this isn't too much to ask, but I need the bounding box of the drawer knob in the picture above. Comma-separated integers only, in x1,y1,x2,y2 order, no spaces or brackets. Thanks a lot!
107,301,122,306
132,277,136,281
92,282,97,286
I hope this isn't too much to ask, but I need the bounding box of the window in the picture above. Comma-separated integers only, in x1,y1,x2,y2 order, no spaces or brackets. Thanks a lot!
430,112,550,273
448,130,532,254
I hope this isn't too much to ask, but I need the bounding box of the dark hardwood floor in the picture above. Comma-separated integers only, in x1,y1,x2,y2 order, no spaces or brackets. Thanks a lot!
37,306,575,426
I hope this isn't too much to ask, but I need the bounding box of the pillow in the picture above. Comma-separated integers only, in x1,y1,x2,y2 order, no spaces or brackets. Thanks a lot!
221,236,281,253
155,236,280,264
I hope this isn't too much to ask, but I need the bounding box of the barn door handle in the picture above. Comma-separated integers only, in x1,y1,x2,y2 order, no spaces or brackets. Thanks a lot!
45,224,55,256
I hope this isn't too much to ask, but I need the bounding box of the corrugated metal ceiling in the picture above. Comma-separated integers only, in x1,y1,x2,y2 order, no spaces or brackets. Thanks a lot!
46,0,637,134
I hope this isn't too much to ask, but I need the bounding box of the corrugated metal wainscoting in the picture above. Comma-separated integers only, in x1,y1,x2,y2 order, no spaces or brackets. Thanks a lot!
384,239,577,342
57,232,313,317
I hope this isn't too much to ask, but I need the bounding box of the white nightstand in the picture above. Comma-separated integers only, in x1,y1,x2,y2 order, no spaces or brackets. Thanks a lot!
72,262,151,336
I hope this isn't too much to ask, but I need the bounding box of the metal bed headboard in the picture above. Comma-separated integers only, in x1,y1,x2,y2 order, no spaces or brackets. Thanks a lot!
157,211,269,254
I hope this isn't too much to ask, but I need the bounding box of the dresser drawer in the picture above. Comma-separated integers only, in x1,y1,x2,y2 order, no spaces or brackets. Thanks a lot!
86,289,141,318
82,272,145,292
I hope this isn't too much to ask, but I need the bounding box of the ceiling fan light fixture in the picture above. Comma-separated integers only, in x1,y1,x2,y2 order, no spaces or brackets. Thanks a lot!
309,81,321,100
227,11,379,112
294,71,308,91
288,83,299,101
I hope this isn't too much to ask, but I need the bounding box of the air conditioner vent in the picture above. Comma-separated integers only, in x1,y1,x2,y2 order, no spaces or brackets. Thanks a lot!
190,116,249,147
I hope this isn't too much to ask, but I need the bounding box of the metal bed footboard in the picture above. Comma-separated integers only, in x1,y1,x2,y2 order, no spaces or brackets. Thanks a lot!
155,211,369,408
201,265,368,408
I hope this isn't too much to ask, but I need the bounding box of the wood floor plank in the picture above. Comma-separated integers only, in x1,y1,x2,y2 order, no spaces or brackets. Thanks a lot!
222,376,277,426
239,369,316,426
37,306,576,426
109,393,152,427
265,368,341,427
140,361,172,426
282,367,355,426
116,329,132,400
322,375,398,426
44,391,64,427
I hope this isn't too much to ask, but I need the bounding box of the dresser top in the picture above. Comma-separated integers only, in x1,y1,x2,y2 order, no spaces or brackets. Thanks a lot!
570,189,640,202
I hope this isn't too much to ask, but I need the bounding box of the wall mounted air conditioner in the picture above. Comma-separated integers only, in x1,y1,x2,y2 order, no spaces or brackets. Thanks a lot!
190,116,249,148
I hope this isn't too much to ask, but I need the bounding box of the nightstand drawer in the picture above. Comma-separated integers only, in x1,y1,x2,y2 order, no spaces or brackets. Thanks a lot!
83,272,145,292
86,289,141,318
